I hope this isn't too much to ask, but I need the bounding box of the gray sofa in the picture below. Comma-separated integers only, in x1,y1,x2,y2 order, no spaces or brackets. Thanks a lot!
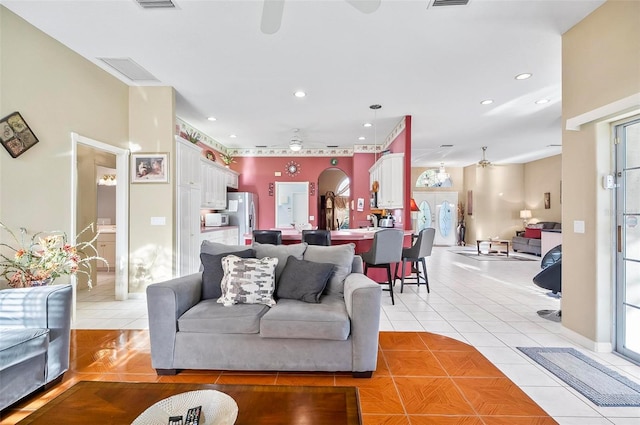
512,222,561,256
0,284,72,411
147,242,382,378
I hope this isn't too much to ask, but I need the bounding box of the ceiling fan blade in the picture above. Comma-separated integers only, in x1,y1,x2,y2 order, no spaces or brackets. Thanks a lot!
345,0,381,14
261,0,285,34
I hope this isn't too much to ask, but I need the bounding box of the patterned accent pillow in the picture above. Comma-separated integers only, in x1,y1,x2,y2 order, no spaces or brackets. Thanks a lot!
217,255,278,307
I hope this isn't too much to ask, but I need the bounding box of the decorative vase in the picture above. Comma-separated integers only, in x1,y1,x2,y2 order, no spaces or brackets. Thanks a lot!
457,222,466,246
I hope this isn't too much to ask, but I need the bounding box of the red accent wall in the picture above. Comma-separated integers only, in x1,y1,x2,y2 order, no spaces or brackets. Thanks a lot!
235,156,354,230
352,152,376,227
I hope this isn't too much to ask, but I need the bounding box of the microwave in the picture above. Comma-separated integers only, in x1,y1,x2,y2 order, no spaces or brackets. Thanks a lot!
204,213,229,227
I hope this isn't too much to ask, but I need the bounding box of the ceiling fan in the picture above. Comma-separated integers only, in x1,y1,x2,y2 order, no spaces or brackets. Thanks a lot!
477,146,492,168
261,0,381,34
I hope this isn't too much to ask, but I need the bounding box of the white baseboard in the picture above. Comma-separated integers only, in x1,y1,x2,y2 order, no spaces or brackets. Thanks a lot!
561,326,613,353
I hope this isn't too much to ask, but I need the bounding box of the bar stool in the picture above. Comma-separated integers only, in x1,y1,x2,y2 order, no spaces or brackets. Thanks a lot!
301,230,331,246
360,229,404,305
394,228,435,293
252,230,282,245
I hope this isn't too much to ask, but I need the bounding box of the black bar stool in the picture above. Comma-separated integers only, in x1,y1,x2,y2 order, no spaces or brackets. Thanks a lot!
252,230,282,245
301,230,331,246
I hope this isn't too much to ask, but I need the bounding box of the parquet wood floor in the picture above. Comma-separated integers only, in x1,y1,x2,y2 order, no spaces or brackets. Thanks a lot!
0,330,558,425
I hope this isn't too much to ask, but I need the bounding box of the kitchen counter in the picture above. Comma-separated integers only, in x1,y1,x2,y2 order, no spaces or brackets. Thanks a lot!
243,228,413,250
201,225,238,233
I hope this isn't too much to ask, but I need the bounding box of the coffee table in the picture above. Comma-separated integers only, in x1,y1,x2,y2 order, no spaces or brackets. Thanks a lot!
476,239,510,257
17,381,361,424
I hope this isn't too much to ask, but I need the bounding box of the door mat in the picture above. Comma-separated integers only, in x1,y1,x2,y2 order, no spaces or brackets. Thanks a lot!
517,347,640,407
451,251,536,261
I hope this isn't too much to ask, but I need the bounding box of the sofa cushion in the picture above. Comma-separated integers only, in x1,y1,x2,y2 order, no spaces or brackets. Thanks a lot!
200,249,255,300
303,244,355,295
259,295,350,340
178,299,269,334
253,242,307,284
0,328,49,371
276,256,334,303
529,238,542,248
524,228,542,239
201,240,250,255
218,255,278,307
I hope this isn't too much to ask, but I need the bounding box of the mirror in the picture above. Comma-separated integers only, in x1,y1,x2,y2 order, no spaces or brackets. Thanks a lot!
275,182,309,228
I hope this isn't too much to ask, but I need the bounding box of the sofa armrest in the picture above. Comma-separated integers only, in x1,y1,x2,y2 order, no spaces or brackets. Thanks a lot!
343,273,381,372
146,273,202,369
0,284,72,382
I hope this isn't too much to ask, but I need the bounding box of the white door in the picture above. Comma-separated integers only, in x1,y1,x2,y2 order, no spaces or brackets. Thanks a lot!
413,192,458,246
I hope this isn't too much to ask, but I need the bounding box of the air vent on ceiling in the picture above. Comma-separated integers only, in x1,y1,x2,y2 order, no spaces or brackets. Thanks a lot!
255,145,267,148
99,58,159,82
440,144,454,148
429,0,470,7
547,144,562,147
135,0,176,9
326,145,339,148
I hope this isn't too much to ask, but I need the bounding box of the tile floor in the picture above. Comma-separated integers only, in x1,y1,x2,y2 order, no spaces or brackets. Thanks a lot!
70,246,640,424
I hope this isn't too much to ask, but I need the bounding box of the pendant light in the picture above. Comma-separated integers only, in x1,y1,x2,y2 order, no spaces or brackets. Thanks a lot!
370,104,381,160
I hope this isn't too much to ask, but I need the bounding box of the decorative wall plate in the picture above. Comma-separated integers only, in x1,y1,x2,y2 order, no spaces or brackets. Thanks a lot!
205,150,215,161
285,160,301,177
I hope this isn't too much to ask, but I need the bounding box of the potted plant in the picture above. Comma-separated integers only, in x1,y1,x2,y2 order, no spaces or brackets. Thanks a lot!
0,222,107,288
220,152,236,167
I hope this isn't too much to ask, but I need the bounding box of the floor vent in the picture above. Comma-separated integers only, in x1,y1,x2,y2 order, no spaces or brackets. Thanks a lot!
98,58,159,82
430,0,470,7
135,0,176,9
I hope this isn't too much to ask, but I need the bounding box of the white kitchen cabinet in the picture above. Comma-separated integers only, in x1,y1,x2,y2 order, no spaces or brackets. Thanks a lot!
201,159,228,209
369,153,404,209
225,168,239,189
96,232,115,271
176,137,202,276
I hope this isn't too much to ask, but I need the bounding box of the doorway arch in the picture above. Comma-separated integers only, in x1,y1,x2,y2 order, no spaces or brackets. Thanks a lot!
318,168,350,230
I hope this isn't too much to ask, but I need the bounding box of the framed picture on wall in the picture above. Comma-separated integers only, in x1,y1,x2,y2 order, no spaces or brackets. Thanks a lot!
0,111,39,158
357,198,365,212
544,192,551,209
131,153,169,183
467,190,473,215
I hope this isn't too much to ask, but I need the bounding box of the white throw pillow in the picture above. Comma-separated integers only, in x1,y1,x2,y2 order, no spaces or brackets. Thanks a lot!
217,255,278,307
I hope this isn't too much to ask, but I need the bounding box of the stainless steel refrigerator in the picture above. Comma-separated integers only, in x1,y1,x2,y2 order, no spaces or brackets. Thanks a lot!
223,192,258,244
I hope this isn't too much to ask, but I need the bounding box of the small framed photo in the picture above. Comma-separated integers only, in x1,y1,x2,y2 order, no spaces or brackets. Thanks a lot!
131,153,169,183
0,111,39,158
357,198,365,212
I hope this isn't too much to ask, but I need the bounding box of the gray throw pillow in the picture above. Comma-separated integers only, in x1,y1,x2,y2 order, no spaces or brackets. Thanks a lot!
303,243,355,295
200,249,255,300
201,240,250,256
253,242,307,284
276,256,334,303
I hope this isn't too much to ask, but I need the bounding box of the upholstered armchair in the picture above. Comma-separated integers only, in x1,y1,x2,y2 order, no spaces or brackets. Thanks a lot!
0,284,72,410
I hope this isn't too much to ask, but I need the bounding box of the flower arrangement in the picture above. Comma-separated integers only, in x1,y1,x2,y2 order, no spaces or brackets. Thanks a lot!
0,222,107,288
220,152,236,166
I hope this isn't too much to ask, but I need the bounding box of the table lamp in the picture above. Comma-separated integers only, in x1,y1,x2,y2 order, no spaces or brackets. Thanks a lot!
520,209,532,227
410,198,419,232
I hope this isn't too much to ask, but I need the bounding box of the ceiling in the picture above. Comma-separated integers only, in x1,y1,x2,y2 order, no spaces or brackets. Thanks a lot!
2,0,605,167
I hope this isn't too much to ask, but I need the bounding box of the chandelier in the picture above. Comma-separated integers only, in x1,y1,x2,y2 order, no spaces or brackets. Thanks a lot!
436,163,450,182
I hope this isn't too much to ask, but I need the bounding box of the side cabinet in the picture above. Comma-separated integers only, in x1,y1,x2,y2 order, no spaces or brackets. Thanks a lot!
176,137,202,276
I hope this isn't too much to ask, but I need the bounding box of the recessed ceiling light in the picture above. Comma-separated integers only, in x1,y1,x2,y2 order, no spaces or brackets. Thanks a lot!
480,99,494,105
207,116,217,121
229,134,237,138
363,123,372,128
358,136,366,141
535,99,550,104
294,91,306,98
515,73,533,80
